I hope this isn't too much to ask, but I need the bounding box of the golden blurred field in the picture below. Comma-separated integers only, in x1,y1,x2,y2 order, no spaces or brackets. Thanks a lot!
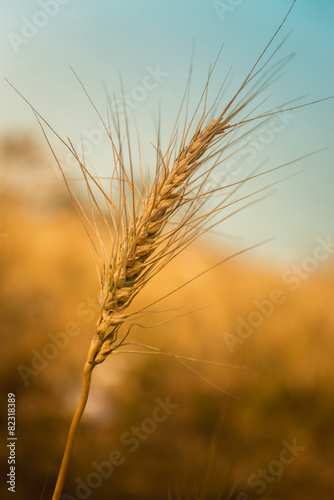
1,135,334,499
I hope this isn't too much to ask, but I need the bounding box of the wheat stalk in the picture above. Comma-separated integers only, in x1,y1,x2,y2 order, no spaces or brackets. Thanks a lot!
48,92,257,500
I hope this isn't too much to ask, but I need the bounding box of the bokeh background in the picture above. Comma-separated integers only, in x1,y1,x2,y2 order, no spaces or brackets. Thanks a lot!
1,1,334,499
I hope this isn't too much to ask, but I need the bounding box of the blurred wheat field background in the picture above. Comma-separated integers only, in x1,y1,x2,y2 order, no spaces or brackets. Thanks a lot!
1,133,334,499
1,1,334,499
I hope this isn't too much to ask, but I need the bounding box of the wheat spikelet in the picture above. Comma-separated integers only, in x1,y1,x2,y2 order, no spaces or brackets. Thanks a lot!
86,7,298,365
94,109,242,364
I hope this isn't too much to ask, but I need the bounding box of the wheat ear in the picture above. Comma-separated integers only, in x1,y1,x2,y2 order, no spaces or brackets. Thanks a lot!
69,0,302,369
50,87,250,498
50,100,285,499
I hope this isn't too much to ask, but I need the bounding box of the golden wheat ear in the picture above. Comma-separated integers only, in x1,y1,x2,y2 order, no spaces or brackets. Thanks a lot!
52,67,332,500
6,2,333,497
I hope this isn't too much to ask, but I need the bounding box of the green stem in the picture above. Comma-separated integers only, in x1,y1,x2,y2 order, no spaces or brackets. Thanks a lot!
51,336,102,500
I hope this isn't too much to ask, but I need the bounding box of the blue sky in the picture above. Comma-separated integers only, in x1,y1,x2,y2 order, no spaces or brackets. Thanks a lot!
1,0,333,262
